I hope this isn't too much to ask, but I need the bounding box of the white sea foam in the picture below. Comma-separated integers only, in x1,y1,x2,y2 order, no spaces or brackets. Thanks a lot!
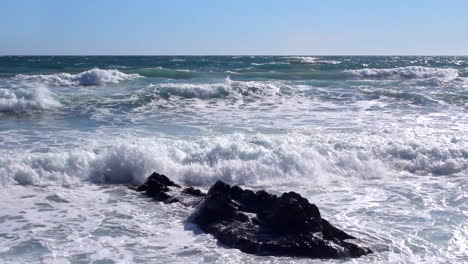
14,68,141,86
0,86,61,113
0,130,466,264
348,66,459,79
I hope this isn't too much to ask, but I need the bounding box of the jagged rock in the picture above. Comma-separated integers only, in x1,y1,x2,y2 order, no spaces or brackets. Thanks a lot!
134,172,180,203
191,181,372,258
146,172,181,188
131,172,372,259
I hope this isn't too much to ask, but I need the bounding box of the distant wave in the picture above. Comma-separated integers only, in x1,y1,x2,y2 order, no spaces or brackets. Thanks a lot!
151,82,231,99
348,66,459,79
14,68,141,86
135,67,197,79
0,86,61,113
358,87,441,106
149,77,283,99
289,56,342,65
228,70,349,81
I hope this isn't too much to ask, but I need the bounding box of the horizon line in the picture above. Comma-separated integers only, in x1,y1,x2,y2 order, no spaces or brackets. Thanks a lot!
1,54,467,57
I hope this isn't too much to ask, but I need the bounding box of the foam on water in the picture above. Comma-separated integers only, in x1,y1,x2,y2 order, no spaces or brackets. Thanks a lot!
0,132,466,263
14,68,141,86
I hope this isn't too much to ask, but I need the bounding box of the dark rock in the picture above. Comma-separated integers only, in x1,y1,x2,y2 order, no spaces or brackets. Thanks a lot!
183,187,206,197
133,172,181,202
320,218,355,240
131,173,372,259
191,180,372,258
146,172,181,188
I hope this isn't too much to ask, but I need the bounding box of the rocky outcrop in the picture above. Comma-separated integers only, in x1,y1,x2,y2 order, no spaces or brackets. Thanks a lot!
131,172,372,258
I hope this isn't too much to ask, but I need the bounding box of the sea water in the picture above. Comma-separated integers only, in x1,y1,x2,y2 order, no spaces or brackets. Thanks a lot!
0,56,466,263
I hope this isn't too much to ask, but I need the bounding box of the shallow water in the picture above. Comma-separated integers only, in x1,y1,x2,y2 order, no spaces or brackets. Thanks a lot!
0,56,467,263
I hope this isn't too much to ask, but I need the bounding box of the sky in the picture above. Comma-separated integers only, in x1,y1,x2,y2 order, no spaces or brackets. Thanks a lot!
1,0,467,55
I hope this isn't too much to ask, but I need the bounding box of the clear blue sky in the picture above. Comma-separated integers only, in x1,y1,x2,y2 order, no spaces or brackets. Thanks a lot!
1,0,467,55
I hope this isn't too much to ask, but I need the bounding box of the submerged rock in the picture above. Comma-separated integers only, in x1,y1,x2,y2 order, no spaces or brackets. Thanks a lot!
132,172,372,259
132,172,205,205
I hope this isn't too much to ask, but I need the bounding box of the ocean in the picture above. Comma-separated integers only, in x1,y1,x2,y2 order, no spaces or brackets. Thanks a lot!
0,56,466,263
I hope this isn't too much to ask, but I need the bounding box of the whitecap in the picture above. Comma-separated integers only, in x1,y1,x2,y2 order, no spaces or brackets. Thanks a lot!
148,77,283,99
348,66,459,79
292,56,319,64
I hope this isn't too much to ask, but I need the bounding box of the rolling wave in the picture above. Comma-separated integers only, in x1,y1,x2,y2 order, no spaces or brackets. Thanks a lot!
13,68,141,86
148,78,284,99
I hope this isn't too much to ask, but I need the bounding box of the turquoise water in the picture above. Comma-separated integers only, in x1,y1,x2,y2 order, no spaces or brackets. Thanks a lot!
0,56,467,263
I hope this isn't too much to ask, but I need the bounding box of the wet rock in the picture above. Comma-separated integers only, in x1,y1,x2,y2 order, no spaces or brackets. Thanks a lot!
146,172,181,188
191,181,372,258
133,172,180,203
131,173,372,259
183,187,206,197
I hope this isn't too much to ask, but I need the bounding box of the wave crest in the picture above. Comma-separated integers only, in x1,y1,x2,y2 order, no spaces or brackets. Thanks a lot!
14,68,141,86
151,82,232,99
0,86,61,113
348,66,459,79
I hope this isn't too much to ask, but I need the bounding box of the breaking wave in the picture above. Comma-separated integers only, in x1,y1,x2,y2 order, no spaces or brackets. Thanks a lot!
0,86,61,113
348,66,459,79
14,68,141,86
0,132,466,188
